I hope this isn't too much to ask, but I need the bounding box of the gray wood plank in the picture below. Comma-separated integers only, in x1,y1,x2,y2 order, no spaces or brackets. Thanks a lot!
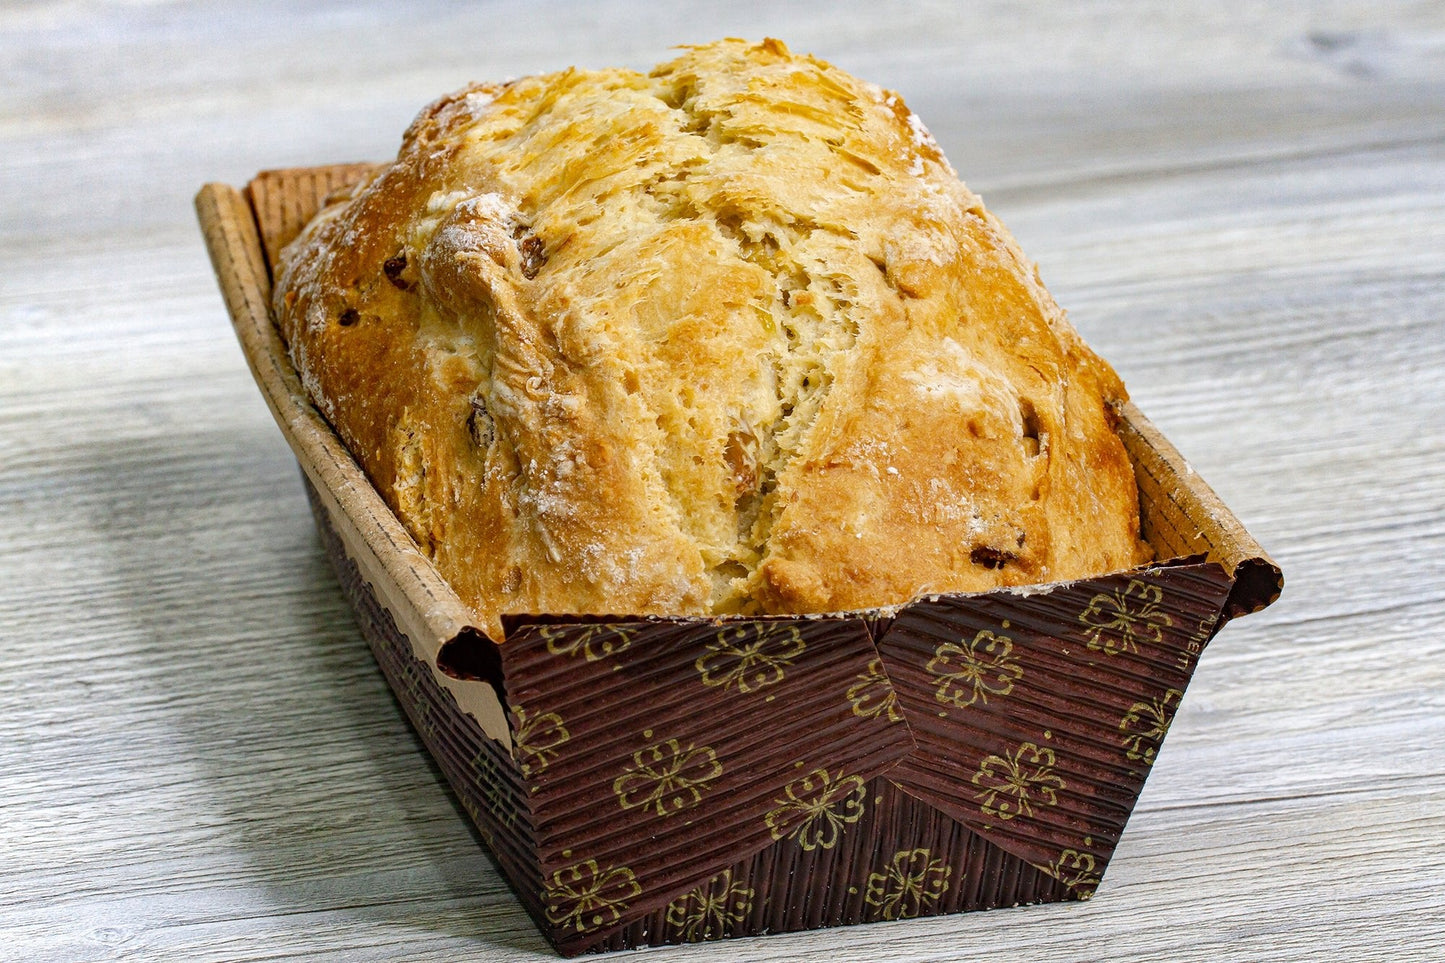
3,1,1442,961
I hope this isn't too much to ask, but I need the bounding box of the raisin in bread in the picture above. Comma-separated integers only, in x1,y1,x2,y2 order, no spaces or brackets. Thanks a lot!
274,38,1152,640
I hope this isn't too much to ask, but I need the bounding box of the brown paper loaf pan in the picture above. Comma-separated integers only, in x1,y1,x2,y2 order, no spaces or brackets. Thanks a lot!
196,165,1282,956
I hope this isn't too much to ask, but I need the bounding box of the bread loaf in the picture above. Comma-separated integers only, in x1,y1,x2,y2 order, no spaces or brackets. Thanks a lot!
274,38,1152,640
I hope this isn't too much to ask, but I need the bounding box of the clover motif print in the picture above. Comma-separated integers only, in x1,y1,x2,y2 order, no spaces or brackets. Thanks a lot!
1119,688,1183,765
512,706,570,778
469,748,517,831
456,790,494,847
764,767,867,850
864,848,951,920
971,741,1066,822
538,623,636,662
1045,845,1102,897
696,623,805,694
847,657,903,723
544,859,642,934
926,628,1024,709
401,669,438,742
613,737,723,817
664,869,756,942
1078,579,1173,655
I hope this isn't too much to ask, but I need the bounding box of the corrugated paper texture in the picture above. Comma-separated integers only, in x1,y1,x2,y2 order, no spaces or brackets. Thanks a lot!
197,165,1282,955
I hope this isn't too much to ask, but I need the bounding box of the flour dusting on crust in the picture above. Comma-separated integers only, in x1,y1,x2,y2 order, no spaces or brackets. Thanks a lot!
272,38,1151,639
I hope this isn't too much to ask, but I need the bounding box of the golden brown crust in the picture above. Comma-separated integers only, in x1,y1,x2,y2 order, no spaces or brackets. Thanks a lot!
273,38,1151,639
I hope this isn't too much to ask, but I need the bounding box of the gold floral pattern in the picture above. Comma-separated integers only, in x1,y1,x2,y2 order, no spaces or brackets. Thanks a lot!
456,790,494,847
926,629,1024,709
613,738,723,817
544,858,641,934
764,767,867,850
1119,688,1183,765
512,706,570,778
696,624,805,694
401,670,437,742
538,624,636,662
1079,579,1173,655
847,657,903,723
1045,846,1101,897
864,848,951,920
972,742,1066,822
470,748,517,831
664,869,755,941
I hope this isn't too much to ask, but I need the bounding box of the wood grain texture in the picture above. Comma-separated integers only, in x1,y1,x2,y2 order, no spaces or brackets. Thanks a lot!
1,2,1441,961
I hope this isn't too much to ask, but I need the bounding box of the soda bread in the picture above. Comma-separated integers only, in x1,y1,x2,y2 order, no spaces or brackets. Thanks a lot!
274,38,1151,640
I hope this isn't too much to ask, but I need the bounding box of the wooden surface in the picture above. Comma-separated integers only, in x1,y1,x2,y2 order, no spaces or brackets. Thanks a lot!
2,2,1441,961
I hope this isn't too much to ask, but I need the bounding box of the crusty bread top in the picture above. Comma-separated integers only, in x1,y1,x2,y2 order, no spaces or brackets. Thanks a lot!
274,38,1152,641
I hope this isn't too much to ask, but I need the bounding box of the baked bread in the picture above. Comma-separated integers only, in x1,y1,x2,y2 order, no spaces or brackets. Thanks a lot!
274,38,1152,641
